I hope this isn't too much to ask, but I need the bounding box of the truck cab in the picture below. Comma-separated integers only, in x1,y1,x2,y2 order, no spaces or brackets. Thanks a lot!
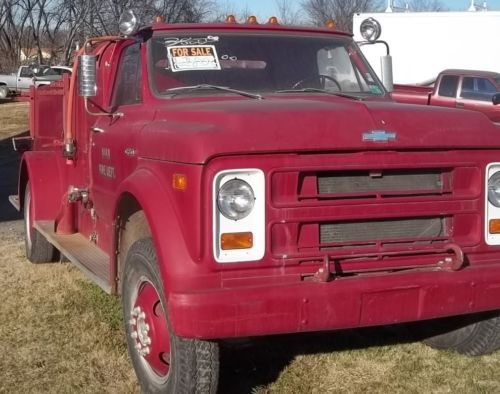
392,69,500,123
10,12,500,393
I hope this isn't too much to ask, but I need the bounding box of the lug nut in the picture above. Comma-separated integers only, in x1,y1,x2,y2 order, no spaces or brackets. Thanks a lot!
139,312,146,319
129,318,136,325
135,343,142,350
131,332,138,339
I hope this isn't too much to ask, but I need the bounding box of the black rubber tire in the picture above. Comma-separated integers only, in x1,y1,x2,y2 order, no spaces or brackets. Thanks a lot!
122,238,219,394
422,311,500,356
24,183,57,263
0,85,8,99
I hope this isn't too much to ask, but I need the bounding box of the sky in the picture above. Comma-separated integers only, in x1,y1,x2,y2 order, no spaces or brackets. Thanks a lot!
216,0,500,20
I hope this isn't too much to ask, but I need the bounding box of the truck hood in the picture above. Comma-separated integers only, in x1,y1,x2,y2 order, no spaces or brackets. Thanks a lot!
141,96,500,164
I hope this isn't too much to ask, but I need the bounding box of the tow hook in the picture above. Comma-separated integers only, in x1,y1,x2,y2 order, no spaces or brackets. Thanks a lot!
313,255,332,283
439,243,465,271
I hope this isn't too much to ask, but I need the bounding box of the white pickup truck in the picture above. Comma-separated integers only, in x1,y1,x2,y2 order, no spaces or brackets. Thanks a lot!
0,65,71,99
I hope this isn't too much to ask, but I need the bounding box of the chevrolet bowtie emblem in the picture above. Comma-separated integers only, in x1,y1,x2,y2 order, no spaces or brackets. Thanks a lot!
362,130,397,142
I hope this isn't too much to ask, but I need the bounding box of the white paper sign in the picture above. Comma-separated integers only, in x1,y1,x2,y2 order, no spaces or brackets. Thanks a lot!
167,45,221,72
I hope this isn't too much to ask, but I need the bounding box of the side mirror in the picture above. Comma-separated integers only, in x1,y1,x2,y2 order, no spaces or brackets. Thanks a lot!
493,93,500,106
77,54,97,97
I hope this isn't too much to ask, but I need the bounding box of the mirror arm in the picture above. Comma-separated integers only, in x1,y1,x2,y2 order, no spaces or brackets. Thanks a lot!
84,98,123,118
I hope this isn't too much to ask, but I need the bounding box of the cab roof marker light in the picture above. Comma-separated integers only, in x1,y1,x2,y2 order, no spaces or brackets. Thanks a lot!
247,16,258,24
154,15,165,24
268,16,279,25
325,19,336,29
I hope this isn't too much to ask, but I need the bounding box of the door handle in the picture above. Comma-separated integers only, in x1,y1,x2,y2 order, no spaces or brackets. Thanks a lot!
456,102,465,108
91,126,105,133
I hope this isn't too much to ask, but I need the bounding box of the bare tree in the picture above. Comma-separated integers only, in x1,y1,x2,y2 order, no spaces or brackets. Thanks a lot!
0,0,218,70
301,0,381,32
210,1,256,23
405,0,446,11
275,0,301,25
0,0,34,70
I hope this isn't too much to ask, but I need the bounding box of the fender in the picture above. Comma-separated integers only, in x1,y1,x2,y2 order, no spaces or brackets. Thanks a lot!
19,151,64,221
116,167,211,295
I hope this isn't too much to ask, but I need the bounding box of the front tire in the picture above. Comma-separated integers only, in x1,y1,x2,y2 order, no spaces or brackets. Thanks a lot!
122,238,219,393
24,183,57,263
421,311,500,356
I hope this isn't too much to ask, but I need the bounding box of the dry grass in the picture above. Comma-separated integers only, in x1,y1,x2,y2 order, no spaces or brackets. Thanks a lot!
0,222,139,393
0,102,29,138
1,102,500,393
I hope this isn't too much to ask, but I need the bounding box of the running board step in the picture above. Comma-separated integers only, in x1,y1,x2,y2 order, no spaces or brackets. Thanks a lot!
35,221,112,293
9,195,20,211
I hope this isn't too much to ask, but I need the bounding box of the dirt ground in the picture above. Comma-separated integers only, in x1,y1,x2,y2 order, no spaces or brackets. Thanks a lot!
1,102,500,393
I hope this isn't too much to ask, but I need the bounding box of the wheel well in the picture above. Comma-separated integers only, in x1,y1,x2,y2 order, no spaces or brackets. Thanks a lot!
116,194,151,294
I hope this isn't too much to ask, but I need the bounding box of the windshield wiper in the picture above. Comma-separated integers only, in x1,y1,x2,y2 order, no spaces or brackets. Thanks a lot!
275,88,365,101
165,84,263,100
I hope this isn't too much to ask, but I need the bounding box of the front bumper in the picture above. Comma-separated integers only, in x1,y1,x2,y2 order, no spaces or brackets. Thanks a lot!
168,262,500,339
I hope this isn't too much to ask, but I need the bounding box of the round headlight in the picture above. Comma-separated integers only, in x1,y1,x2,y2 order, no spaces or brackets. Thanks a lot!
217,179,255,220
360,17,382,42
119,10,140,36
489,172,500,207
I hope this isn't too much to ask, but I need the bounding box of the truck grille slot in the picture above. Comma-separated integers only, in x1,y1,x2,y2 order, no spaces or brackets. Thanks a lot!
320,217,446,245
317,170,444,196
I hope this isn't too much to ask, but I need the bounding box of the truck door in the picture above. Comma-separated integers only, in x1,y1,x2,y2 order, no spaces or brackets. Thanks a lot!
89,42,147,250
17,66,34,91
458,76,500,122
433,75,459,109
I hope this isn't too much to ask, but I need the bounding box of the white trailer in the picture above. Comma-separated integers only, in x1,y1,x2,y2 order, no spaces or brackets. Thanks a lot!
353,10,500,84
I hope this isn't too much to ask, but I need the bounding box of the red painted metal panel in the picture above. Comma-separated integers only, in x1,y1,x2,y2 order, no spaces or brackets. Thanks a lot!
168,263,500,338
21,151,65,221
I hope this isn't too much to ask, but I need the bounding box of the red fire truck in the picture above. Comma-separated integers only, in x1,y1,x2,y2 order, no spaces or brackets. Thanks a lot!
9,11,500,393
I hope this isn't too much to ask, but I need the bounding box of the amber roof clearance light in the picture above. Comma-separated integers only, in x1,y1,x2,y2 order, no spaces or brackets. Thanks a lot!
247,15,258,24
325,19,336,29
267,16,279,25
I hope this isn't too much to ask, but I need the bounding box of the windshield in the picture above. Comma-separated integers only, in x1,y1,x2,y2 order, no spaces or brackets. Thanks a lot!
149,32,386,97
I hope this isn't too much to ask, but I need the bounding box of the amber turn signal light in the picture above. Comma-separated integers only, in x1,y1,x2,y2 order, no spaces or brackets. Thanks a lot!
173,174,187,190
489,219,500,234
221,232,253,250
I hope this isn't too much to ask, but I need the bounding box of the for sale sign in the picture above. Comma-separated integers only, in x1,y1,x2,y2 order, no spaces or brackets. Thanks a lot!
167,45,221,72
